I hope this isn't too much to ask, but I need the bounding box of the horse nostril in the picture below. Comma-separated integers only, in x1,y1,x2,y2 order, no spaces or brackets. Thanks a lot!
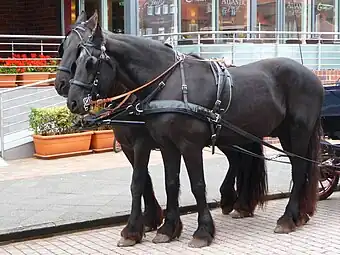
60,80,66,90
70,101,77,111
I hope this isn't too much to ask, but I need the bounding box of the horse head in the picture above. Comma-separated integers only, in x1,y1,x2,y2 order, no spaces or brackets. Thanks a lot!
54,10,98,97
67,24,125,114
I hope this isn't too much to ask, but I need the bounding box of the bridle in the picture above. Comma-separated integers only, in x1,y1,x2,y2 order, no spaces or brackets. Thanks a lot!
70,38,184,114
57,22,90,74
70,40,115,111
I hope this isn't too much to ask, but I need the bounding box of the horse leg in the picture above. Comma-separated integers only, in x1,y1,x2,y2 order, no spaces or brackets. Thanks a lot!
183,147,215,248
142,172,164,232
119,144,163,233
218,147,238,215
152,142,183,244
274,118,321,233
230,142,268,219
117,139,153,246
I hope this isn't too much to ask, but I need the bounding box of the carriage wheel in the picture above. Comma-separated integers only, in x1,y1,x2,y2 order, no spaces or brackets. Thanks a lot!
113,137,122,153
318,141,339,200
318,166,339,200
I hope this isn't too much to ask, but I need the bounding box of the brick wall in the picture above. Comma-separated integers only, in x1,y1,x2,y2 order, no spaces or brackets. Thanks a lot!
313,70,340,86
0,0,61,35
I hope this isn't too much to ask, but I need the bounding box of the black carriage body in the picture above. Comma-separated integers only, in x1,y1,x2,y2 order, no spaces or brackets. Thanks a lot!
322,85,340,139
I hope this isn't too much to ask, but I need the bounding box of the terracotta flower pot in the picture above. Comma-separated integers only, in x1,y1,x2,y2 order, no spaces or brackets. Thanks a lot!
91,130,115,152
49,72,56,79
17,72,50,86
33,131,94,159
0,74,17,87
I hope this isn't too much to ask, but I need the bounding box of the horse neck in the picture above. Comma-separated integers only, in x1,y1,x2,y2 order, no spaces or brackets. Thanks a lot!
105,36,176,99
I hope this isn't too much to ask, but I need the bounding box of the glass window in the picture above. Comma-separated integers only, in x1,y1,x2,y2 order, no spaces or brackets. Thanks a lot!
163,4,169,14
315,0,335,39
257,0,277,39
170,3,175,13
180,0,212,32
284,0,307,39
107,0,124,33
219,0,247,32
147,5,153,15
139,0,175,36
155,5,161,15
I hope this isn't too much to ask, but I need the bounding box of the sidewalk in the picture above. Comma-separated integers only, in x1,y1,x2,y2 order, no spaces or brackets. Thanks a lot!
0,146,292,237
1,193,339,254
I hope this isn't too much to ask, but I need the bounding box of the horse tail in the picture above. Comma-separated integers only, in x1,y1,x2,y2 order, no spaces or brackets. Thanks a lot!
301,117,323,216
236,142,268,211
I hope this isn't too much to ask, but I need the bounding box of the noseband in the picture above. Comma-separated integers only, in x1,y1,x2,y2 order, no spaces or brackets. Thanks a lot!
57,23,88,74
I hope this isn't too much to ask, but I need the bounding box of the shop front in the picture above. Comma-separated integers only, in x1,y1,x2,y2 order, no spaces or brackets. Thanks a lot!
138,0,339,40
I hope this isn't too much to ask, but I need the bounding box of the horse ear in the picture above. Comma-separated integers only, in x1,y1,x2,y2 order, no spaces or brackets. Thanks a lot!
86,10,98,31
92,24,104,46
75,10,87,24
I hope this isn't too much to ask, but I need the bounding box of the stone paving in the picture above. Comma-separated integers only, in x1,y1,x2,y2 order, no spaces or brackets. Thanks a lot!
0,147,293,236
1,192,339,254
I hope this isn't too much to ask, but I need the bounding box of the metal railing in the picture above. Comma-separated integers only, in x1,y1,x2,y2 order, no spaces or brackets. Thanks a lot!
0,34,63,57
0,78,65,158
142,31,340,70
142,30,340,44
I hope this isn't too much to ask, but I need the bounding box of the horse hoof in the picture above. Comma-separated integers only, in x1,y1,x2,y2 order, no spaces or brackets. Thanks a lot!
188,238,209,248
274,224,295,234
117,237,137,247
230,209,252,218
152,233,171,243
221,206,233,215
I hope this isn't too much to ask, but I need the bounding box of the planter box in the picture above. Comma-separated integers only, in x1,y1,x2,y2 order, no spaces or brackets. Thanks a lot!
33,131,94,159
17,72,51,86
49,72,56,79
0,74,17,87
91,130,115,152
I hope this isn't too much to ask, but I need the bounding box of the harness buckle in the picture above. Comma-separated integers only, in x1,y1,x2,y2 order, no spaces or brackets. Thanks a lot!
182,84,188,94
213,113,221,123
213,100,221,113
93,78,98,86
135,103,144,114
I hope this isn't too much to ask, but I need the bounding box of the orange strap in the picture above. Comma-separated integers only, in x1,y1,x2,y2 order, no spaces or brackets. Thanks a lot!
91,58,182,105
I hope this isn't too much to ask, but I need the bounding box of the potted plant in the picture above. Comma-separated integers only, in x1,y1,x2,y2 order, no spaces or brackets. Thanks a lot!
0,56,24,87
15,53,57,86
29,105,93,159
89,104,115,153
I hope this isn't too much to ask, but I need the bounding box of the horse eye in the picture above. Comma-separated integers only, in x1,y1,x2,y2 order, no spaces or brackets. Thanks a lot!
76,47,81,58
71,63,77,74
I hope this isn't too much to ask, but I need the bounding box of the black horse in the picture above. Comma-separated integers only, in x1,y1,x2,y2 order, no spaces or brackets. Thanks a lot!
56,18,270,247
67,24,323,247
54,11,165,243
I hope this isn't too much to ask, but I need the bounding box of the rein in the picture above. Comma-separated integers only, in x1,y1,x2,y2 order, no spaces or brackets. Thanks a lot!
91,58,184,106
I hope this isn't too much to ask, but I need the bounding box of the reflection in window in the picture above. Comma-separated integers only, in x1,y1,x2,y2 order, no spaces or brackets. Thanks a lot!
181,0,212,33
163,4,169,14
315,0,335,39
257,0,277,39
139,0,175,37
155,5,161,15
219,0,247,34
284,0,304,39
147,5,153,15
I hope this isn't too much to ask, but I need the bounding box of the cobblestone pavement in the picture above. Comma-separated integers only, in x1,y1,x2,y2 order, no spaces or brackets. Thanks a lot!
0,146,294,235
1,192,340,254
